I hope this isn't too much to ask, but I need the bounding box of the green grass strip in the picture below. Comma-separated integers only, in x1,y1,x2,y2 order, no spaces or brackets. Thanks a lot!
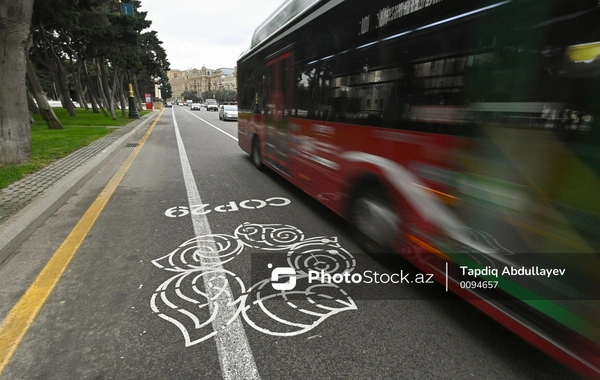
0,108,150,189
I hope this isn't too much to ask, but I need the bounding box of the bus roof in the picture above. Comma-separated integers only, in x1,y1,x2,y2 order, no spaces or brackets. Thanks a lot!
245,0,320,57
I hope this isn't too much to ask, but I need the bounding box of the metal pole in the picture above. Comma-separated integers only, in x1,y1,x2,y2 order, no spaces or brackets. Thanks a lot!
128,71,139,119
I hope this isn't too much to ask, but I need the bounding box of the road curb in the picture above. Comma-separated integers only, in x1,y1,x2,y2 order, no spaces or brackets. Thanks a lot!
0,112,159,266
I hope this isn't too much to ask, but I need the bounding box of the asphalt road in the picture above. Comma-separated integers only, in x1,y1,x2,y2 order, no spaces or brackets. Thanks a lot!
0,106,584,379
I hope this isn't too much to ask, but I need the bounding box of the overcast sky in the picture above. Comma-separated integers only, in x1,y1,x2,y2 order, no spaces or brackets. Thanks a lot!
139,0,284,71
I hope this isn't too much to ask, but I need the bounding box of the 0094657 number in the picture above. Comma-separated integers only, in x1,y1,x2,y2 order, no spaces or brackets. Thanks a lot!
460,281,498,289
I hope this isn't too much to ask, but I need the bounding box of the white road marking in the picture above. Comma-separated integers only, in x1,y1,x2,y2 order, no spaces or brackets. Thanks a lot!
164,197,292,217
179,106,238,141
171,108,260,380
152,221,358,340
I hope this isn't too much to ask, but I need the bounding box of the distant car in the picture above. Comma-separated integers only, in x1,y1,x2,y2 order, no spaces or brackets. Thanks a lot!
205,99,218,111
166,102,173,108
191,103,201,110
219,105,238,121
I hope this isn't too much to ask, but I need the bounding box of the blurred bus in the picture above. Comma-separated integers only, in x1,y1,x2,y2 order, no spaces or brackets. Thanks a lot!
237,0,600,376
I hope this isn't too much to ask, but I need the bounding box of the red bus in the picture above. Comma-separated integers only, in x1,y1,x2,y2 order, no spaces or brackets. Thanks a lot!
237,0,600,377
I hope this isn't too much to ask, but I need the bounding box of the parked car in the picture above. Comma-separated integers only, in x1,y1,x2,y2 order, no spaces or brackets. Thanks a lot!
191,103,201,110
219,105,238,121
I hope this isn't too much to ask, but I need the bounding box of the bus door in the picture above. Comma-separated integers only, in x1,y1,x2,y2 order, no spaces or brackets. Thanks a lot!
264,52,293,174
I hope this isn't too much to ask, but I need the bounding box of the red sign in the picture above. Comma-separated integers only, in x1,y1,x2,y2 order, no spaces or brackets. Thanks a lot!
145,93,153,110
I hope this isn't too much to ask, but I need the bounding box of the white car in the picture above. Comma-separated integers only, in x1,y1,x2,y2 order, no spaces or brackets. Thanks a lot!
191,103,201,110
219,105,238,121
205,99,218,111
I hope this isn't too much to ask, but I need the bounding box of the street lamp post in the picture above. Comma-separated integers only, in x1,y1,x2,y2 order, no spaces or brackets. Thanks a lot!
128,82,139,119
119,3,139,118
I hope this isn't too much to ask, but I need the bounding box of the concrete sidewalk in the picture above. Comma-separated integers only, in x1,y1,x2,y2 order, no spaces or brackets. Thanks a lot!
0,111,159,265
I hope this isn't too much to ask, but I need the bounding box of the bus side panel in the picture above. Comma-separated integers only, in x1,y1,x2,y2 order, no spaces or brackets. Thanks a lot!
238,114,252,154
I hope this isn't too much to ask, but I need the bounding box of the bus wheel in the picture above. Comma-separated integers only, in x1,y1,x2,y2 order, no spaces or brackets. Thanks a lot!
251,136,263,170
349,181,398,256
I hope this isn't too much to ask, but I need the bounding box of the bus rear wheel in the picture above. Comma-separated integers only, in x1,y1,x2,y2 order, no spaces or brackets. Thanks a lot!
348,181,398,256
251,137,263,170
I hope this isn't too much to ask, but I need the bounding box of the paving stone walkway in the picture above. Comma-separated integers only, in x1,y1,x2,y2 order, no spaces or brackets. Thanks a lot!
0,114,153,224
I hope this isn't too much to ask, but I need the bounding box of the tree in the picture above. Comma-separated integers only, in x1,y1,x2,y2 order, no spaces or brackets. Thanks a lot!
161,82,172,100
135,30,171,101
80,2,169,116
27,57,63,129
203,89,236,104
31,0,80,116
0,0,35,164
3,0,172,163
182,90,201,103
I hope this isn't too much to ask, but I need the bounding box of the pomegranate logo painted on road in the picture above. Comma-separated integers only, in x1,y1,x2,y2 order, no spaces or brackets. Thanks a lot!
150,223,357,346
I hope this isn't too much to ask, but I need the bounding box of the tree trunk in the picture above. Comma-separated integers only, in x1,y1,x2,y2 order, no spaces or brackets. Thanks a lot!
73,74,85,109
39,23,76,116
99,59,116,120
57,68,76,115
74,64,88,110
82,61,107,116
95,63,110,111
29,113,36,125
133,74,143,111
27,58,63,129
87,85,99,114
0,0,35,164
51,71,66,106
111,68,121,112
119,73,127,118
49,64,75,114
95,68,106,108
84,80,99,114
27,88,39,114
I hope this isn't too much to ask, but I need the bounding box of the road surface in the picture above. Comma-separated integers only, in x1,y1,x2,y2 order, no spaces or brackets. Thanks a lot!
0,106,583,379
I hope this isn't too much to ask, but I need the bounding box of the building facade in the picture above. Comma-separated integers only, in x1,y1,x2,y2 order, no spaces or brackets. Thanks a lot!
221,69,237,93
167,65,237,102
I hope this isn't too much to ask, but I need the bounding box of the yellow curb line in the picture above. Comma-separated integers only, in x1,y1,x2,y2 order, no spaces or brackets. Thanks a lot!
0,109,165,375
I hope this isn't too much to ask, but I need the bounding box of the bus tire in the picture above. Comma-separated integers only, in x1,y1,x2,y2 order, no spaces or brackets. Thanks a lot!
348,178,398,257
251,136,263,170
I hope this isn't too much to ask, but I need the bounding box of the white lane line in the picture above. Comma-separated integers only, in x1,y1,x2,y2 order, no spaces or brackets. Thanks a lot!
179,106,238,141
172,108,260,380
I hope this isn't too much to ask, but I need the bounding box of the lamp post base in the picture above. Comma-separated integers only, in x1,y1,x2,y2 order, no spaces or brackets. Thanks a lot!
128,96,139,119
